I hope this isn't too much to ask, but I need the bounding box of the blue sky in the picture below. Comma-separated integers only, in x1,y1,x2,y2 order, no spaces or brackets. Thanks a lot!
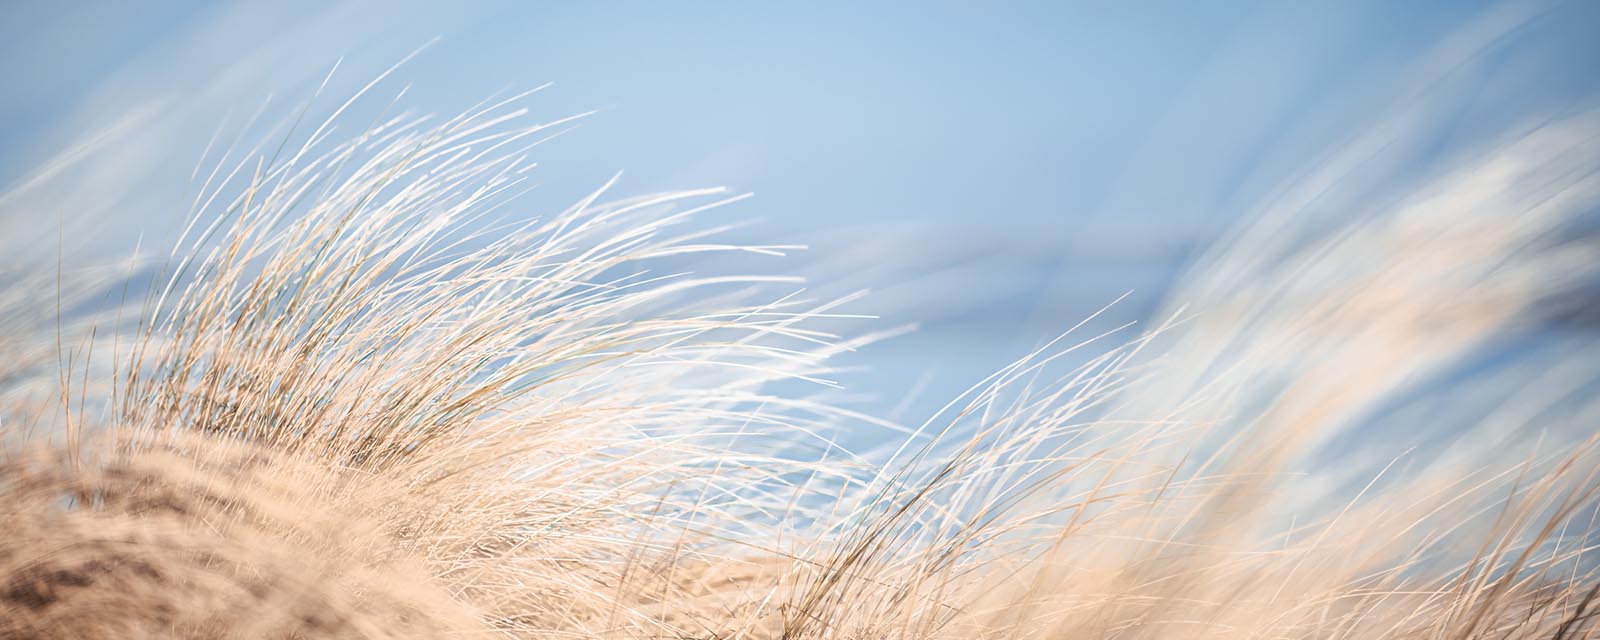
2,0,1596,417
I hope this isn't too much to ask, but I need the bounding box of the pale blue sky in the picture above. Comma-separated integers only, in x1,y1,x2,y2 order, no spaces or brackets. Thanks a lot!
2,0,1596,416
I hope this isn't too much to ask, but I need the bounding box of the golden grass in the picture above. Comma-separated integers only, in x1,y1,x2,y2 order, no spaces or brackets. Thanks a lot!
2,87,1598,638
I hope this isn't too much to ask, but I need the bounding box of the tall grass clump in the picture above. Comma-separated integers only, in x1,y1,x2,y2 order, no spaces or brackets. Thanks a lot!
2,80,1599,638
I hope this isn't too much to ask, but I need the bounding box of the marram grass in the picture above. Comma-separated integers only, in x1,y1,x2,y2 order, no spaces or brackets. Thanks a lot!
2,89,1599,639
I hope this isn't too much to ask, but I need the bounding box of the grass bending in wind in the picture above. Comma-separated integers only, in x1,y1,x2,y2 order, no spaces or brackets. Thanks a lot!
2,89,1599,639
